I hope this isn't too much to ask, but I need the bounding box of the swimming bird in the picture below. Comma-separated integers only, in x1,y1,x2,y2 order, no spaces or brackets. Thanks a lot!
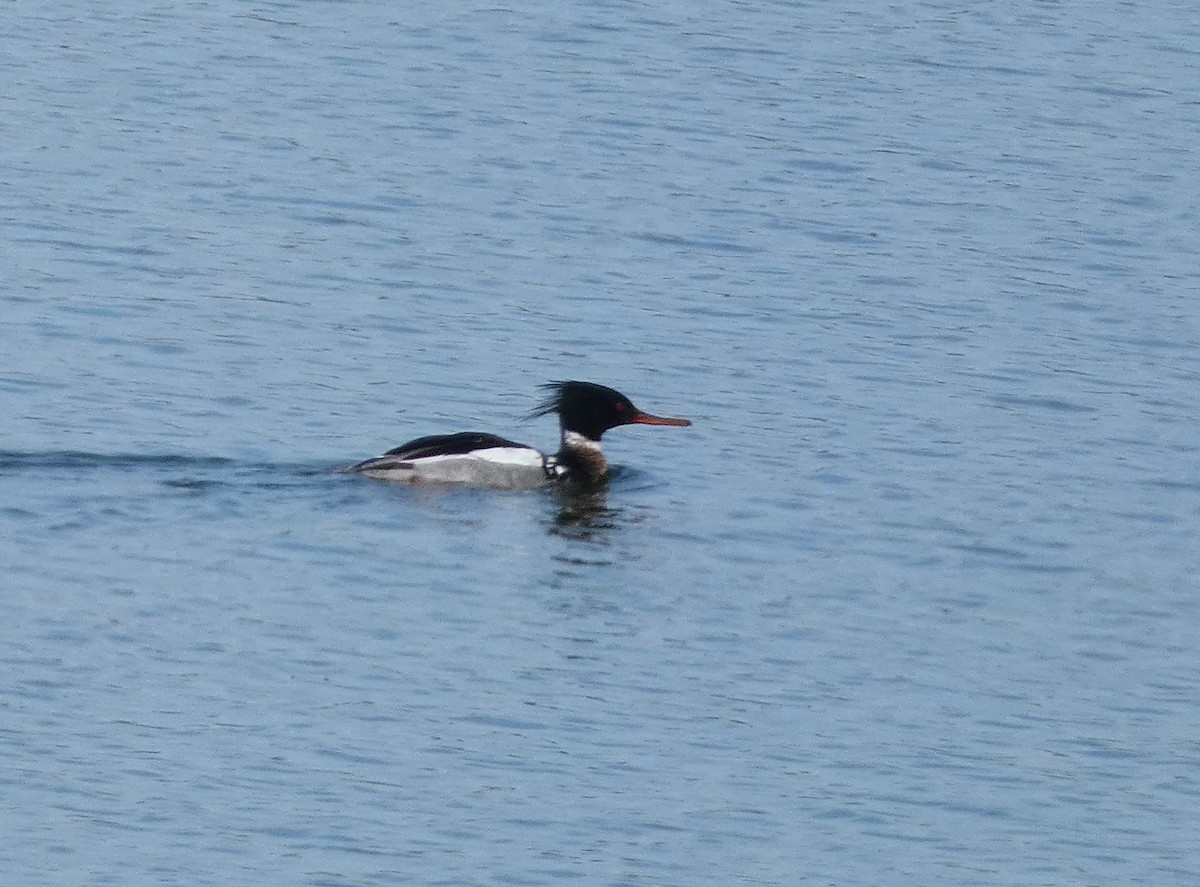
350,381,691,489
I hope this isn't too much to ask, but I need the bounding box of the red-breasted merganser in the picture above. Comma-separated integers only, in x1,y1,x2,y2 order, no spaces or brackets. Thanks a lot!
350,381,691,489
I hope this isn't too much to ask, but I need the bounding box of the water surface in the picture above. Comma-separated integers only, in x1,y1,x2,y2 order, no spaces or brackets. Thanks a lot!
3,1,1200,885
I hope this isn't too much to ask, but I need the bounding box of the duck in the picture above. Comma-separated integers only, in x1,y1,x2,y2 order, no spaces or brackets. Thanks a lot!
350,380,691,489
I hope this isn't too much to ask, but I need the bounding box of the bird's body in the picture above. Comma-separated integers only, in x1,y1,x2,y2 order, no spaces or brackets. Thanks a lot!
350,381,690,490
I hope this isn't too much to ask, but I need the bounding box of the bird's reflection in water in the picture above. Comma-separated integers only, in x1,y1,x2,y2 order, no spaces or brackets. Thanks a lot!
549,487,620,542
548,467,653,542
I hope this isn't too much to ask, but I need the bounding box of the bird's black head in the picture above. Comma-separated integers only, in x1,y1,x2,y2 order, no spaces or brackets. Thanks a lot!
529,381,691,441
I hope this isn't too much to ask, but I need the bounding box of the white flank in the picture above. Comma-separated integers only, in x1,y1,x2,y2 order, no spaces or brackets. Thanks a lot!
357,446,549,489
465,447,546,468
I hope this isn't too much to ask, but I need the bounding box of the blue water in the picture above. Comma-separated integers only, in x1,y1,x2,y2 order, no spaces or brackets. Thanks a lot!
4,1,1200,885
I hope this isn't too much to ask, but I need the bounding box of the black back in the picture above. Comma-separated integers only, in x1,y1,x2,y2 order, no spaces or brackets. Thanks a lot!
383,431,530,460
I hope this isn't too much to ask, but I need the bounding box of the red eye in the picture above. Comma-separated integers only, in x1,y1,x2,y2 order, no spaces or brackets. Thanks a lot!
614,402,626,412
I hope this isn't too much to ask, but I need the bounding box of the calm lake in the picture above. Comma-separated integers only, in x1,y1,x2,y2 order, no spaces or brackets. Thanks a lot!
3,1,1199,885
